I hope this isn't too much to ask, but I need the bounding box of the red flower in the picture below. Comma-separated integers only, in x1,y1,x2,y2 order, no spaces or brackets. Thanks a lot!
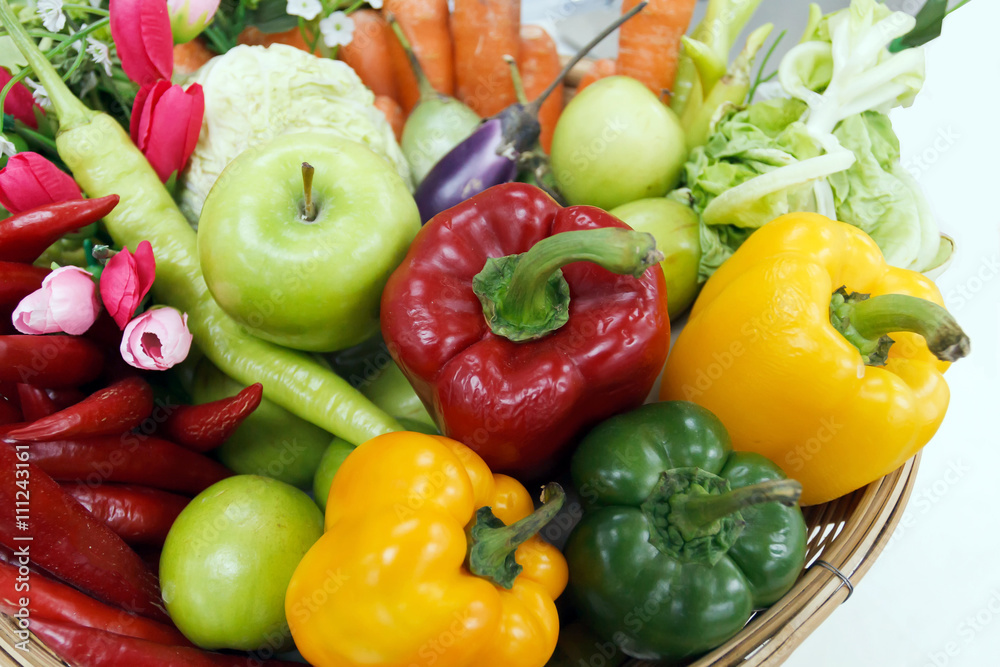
0,152,82,214
99,240,157,329
1,67,43,129
130,81,204,182
109,0,174,86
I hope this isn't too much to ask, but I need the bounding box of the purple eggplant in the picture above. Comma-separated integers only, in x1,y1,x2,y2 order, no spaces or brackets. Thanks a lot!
412,1,649,224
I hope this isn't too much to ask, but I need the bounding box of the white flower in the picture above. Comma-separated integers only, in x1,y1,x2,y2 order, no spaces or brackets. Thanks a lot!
286,0,321,21
36,0,66,32
86,39,112,77
319,11,355,48
24,79,51,111
0,134,16,159
368,0,383,8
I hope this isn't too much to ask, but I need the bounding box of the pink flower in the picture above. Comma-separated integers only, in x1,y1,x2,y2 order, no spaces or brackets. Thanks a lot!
100,241,157,329
12,266,100,335
109,0,174,86
0,152,82,214
120,307,193,371
166,0,220,44
130,81,204,182
1,67,43,129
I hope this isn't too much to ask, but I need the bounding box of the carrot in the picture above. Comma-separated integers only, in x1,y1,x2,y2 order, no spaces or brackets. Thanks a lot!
339,10,398,101
517,25,562,153
616,0,698,96
451,0,521,117
237,26,320,55
375,95,405,142
172,39,215,76
577,58,617,92
385,20,422,113
384,0,453,96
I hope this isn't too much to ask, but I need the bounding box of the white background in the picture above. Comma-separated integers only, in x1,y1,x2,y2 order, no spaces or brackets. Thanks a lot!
526,1,1000,665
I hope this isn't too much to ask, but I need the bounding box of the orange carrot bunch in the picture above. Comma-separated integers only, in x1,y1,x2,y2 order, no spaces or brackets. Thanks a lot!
617,0,698,97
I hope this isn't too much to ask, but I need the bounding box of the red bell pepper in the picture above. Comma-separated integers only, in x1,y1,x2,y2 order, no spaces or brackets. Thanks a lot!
16,383,58,421
62,483,189,546
161,382,264,452
0,334,105,388
7,376,154,441
0,442,167,622
28,619,304,667
0,560,190,646
23,435,233,495
381,183,670,476
0,195,119,264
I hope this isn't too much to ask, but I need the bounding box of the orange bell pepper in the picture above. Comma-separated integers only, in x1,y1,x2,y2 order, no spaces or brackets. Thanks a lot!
285,432,568,667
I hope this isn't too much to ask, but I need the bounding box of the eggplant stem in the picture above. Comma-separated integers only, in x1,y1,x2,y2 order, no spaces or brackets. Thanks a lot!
526,0,649,115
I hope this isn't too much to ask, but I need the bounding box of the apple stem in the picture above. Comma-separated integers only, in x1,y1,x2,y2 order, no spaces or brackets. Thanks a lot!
301,162,316,222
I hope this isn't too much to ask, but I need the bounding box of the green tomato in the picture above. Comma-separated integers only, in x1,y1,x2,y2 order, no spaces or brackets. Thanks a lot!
361,361,436,429
610,197,702,320
551,76,686,210
402,97,481,185
160,475,323,651
192,359,330,488
198,132,421,352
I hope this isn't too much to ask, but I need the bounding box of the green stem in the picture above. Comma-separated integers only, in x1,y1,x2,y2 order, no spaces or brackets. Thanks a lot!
301,162,316,221
503,55,528,105
0,1,96,129
14,124,58,152
472,228,662,342
673,479,802,529
61,4,110,16
387,15,437,101
834,290,970,363
466,483,565,589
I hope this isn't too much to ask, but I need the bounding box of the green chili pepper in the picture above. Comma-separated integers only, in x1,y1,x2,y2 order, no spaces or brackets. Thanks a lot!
0,0,401,445
565,401,807,662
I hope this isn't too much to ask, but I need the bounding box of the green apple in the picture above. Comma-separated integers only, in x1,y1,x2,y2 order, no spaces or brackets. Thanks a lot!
198,132,421,352
191,359,330,489
610,197,702,320
160,475,323,651
551,76,687,211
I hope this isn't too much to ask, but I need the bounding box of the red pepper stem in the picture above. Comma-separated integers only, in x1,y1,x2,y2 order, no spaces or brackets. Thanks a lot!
674,479,802,529
474,228,661,342
466,483,565,589
831,288,970,364
0,0,93,129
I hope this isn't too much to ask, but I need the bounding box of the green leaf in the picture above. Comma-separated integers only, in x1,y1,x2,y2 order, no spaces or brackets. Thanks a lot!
889,0,967,52
246,0,300,34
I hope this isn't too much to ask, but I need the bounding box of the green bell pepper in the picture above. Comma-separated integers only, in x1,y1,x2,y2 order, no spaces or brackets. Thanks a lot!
565,401,807,662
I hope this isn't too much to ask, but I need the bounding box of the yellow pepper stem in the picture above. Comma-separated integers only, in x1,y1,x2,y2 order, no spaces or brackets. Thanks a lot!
831,287,970,365
466,483,565,589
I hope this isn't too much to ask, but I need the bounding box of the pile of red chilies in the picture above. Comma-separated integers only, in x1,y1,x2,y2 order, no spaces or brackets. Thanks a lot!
0,199,296,666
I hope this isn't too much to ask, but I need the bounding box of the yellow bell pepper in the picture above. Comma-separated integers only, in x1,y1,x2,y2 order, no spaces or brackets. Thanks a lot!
285,431,568,667
660,213,969,506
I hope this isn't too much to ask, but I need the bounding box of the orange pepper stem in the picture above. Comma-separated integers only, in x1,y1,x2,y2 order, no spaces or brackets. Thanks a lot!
830,287,970,365
466,483,565,589
472,228,662,342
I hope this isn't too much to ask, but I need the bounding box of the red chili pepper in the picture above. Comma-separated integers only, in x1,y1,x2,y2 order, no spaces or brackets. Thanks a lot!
7,376,154,441
45,386,87,410
28,618,306,667
0,334,105,388
16,383,58,421
0,261,49,306
162,383,263,452
0,395,20,425
381,183,670,477
62,483,189,547
0,442,167,622
23,435,233,495
0,195,119,264
0,560,190,646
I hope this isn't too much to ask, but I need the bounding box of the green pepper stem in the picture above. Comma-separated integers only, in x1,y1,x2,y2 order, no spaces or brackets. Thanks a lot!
387,15,437,102
674,479,802,529
466,483,565,589
0,0,94,129
473,228,662,342
833,289,970,363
